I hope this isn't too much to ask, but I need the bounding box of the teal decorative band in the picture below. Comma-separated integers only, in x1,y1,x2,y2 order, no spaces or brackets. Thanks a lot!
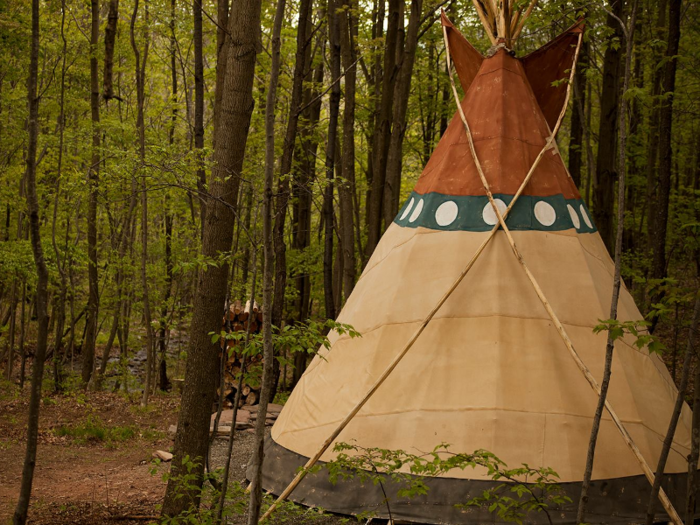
393,191,597,233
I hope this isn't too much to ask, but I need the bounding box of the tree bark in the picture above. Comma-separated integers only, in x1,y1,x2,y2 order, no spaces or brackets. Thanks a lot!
568,39,587,189
338,0,358,302
648,291,700,524
650,0,681,301
161,0,261,514
365,0,400,259
82,0,101,387
193,0,207,237
130,0,155,406
576,4,636,521
271,0,314,330
323,0,342,320
13,0,50,519
382,0,423,227
246,0,284,519
592,0,624,253
103,0,120,101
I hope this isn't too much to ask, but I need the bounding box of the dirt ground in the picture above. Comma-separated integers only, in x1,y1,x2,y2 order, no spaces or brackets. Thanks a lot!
0,384,349,525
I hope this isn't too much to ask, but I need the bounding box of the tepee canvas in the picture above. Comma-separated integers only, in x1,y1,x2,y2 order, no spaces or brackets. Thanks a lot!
254,9,694,525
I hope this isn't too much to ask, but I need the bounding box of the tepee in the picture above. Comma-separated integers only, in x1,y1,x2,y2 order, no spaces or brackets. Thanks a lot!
253,3,694,524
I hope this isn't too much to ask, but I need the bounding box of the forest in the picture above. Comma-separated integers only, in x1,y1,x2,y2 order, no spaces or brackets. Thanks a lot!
1,0,700,523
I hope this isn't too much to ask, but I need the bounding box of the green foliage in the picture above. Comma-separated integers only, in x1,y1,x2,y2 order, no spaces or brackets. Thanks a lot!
593,319,665,354
53,415,137,446
323,442,570,524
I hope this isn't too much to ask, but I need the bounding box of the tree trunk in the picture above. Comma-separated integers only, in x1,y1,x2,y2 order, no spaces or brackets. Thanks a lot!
193,0,207,237
365,0,400,259
270,0,314,330
82,0,101,387
246,0,284,519
338,0,358,303
568,39,587,189
323,0,342,321
592,0,624,253
13,0,50,519
577,4,636,521
103,0,119,101
648,291,700,524
161,0,261,514
130,0,155,406
650,0,681,301
158,0,177,392
383,0,423,227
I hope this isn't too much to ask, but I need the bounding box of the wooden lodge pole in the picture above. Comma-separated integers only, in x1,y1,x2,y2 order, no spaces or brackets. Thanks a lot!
443,25,683,525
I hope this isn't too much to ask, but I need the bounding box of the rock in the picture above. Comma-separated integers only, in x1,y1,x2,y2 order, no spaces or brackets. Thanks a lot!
153,450,173,462
211,409,250,426
168,424,177,437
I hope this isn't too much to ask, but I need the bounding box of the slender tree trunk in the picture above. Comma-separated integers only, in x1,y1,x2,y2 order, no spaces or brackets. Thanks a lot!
158,0,177,392
383,0,423,227
577,4,636,521
130,0,155,406
193,0,207,237
290,57,323,388
161,0,261,513
271,0,314,333
52,0,69,392
568,39,587,188
648,291,700,524
246,0,284,519
592,0,624,253
13,0,50,519
323,0,342,320
339,0,358,302
5,281,16,380
365,0,400,259
82,0,101,387
103,0,119,101
650,0,681,319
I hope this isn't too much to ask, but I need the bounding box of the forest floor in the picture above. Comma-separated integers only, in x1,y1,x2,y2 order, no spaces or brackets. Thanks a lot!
0,381,349,525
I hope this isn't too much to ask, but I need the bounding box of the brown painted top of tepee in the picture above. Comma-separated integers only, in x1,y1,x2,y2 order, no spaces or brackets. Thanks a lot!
413,20,582,200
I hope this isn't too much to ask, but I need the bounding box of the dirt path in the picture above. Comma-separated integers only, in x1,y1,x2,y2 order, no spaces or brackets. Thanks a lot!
0,386,350,525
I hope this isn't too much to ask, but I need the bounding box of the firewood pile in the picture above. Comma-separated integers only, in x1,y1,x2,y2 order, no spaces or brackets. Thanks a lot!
219,299,264,408
209,404,284,435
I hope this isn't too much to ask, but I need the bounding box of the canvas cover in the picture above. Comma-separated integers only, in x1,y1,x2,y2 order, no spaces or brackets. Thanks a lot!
256,18,693,524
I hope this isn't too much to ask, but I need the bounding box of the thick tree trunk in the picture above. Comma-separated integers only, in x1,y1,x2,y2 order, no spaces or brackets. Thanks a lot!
338,0,358,302
82,0,101,387
383,0,423,227
246,0,284,519
592,0,624,253
13,0,50,520
161,0,261,514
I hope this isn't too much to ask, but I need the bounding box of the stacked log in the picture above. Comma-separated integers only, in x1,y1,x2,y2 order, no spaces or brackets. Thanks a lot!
218,299,265,408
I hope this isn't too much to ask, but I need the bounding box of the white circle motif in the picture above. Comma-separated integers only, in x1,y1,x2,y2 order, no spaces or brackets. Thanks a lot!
409,199,424,223
482,199,507,226
435,201,459,227
580,204,593,229
400,197,415,220
534,201,556,227
567,204,580,229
